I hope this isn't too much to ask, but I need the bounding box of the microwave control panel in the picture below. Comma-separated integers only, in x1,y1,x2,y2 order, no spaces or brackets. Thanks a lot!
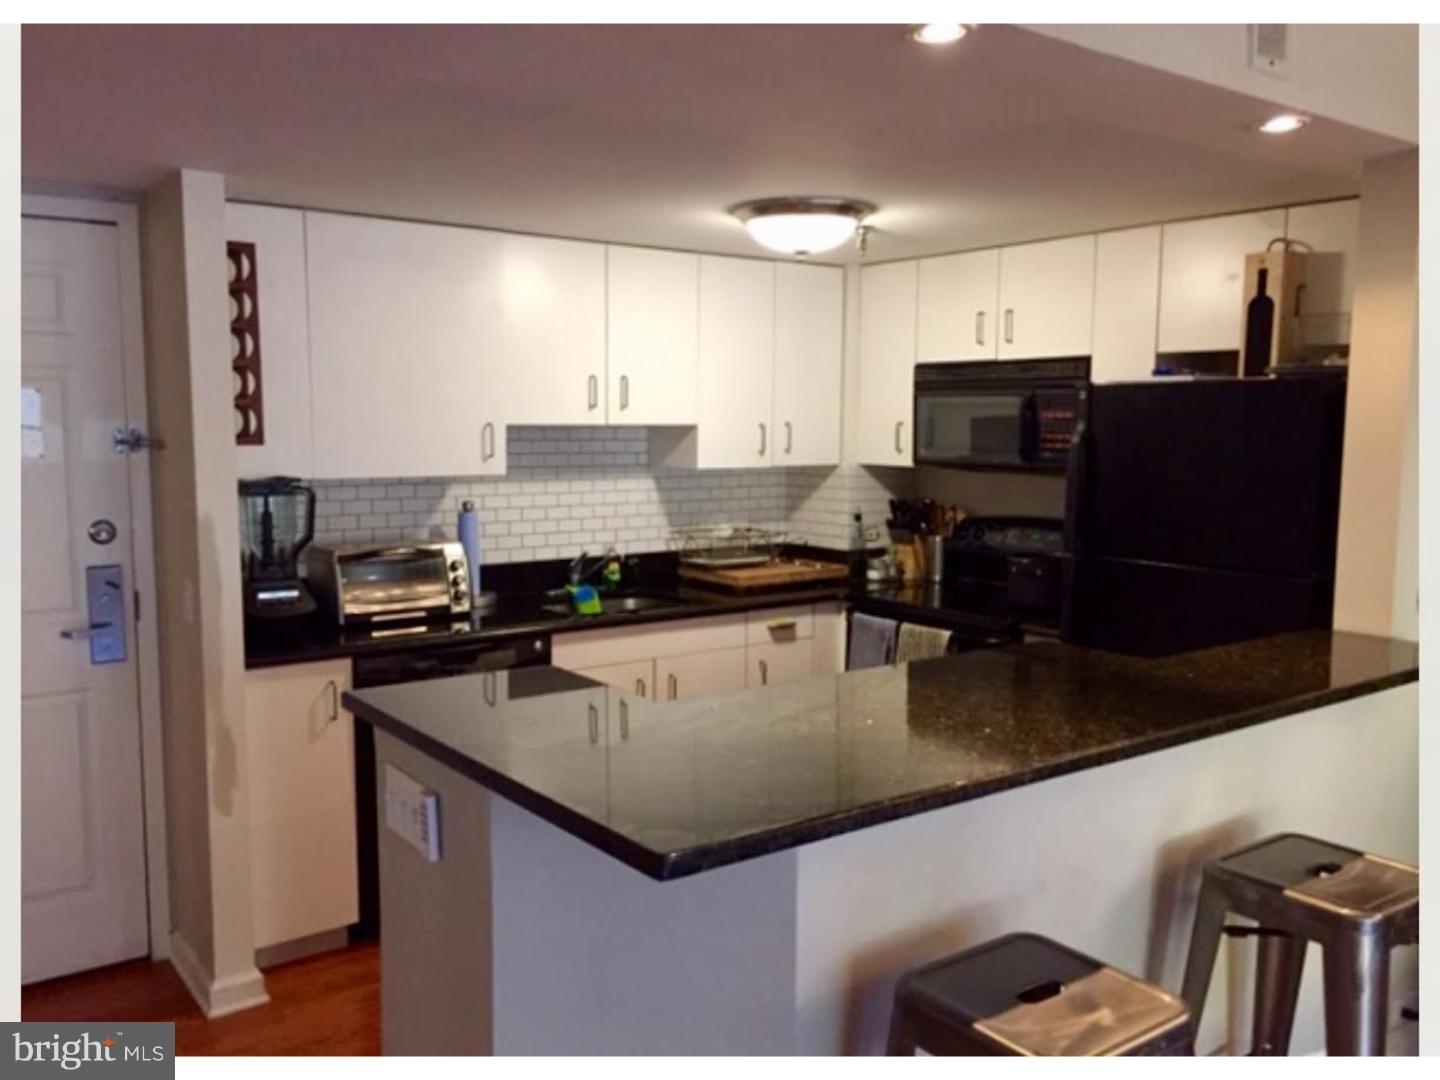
1033,391,1081,462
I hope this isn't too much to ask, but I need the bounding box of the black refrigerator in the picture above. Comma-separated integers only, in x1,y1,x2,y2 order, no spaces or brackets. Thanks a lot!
1062,373,1347,656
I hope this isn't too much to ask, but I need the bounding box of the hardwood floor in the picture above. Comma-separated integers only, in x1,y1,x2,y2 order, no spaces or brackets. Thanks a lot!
21,943,379,1056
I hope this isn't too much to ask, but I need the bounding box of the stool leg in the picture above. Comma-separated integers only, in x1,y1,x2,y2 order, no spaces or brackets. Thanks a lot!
1322,930,1390,1056
1251,933,1306,1055
1181,873,1229,1029
886,1003,917,1056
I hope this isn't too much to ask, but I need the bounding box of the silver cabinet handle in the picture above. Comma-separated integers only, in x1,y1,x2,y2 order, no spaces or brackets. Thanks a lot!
588,701,599,744
767,618,798,633
759,659,769,686
759,421,767,457
325,679,340,725
667,672,678,700
481,421,496,461
635,677,646,698
619,375,629,411
619,698,630,740
587,374,599,411
784,421,793,454
975,310,985,346
60,622,112,640
1003,308,1014,344
894,420,905,454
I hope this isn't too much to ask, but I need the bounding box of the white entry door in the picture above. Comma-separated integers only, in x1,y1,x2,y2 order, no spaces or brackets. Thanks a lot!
21,216,149,982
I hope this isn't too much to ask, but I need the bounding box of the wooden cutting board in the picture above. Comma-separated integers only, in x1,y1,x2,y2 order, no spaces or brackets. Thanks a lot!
677,558,849,592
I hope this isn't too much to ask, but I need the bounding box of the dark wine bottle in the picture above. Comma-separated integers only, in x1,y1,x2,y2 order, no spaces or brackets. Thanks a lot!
1243,266,1276,377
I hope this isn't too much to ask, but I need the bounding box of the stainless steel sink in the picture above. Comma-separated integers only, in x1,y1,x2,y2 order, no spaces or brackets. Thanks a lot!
542,594,681,617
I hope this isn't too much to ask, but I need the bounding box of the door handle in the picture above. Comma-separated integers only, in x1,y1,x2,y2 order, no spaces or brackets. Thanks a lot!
325,679,340,725
975,310,985,346
635,677,647,697
588,374,599,411
667,672,678,700
759,658,769,686
588,702,599,744
619,698,629,741
481,422,496,461
894,420,905,454
784,421,793,454
1003,308,1015,344
619,375,629,411
759,422,767,457
60,622,113,640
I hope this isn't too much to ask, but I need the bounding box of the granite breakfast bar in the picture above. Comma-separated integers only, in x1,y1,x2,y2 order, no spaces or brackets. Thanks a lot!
345,631,1418,1056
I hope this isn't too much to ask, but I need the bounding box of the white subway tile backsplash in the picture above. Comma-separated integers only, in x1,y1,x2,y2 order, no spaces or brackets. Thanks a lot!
310,427,911,562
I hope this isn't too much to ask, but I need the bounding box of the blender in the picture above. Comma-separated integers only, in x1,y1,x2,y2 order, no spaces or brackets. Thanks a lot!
238,476,318,618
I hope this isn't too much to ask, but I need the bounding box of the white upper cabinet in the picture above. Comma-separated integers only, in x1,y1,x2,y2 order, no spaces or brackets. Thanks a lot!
305,211,506,479
226,203,315,479
917,248,999,361
1091,225,1162,383
997,234,1096,359
500,234,607,425
1284,199,1359,348
857,260,918,467
606,246,699,425
1157,208,1287,354
773,263,843,466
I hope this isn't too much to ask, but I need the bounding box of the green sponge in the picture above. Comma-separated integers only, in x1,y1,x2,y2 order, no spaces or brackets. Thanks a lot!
567,584,601,615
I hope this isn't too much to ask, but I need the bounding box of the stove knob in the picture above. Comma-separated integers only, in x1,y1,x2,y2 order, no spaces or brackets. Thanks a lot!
449,559,464,572
453,588,467,603
451,573,464,587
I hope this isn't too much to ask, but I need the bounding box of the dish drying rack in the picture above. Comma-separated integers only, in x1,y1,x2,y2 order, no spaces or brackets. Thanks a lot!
669,525,788,568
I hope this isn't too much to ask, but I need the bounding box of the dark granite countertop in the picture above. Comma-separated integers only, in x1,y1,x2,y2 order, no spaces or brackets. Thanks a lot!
245,582,849,669
343,629,1418,882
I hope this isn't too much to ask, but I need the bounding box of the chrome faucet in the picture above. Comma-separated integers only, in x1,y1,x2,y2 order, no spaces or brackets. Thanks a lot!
567,546,620,587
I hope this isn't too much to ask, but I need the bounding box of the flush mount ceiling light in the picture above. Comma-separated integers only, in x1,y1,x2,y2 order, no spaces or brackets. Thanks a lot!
909,23,969,45
731,197,878,257
1258,113,1310,134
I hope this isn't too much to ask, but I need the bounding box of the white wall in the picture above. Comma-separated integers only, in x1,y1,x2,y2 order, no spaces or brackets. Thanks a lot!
141,169,266,1015
1332,149,1419,639
1025,25,1417,143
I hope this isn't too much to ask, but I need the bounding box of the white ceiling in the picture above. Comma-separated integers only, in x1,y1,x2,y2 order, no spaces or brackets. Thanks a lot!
21,24,1408,262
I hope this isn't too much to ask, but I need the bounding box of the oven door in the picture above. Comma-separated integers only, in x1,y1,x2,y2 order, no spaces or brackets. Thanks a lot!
336,547,452,621
915,389,1036,469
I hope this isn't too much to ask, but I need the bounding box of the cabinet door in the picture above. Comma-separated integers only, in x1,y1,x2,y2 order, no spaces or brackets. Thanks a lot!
917,249,999,361
500,234,607,425
997,235,1096,359
773,263,843,466
694,255,775,467
306,212,506,479
1285,199,1359,348
748,639,816,689
656,647,748,702
857,260,918,466
1158,209,1287,353
227,203,315,479
573,658,656,701
606,246,699,425
245,658,357,950
1092,226,1162,383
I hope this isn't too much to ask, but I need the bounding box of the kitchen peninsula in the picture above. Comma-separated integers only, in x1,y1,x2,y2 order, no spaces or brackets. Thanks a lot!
344,630,1418,1056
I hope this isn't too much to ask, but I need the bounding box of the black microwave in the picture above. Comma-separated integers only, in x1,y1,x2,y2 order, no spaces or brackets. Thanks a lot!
913,358,1090,472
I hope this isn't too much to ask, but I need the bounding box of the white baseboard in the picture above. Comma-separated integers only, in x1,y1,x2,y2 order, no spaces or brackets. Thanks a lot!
168,930,270,1018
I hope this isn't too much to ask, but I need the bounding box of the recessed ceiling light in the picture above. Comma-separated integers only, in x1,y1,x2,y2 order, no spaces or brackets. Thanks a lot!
1259,113,1309,135
731,197,877,258
910,23,968,46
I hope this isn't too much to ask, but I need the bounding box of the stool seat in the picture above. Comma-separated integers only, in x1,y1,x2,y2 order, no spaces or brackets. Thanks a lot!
1215,833,1418,922
890,933,1191,1056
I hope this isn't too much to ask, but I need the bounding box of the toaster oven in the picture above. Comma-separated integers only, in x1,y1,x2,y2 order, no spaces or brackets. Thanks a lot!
303,542,471,625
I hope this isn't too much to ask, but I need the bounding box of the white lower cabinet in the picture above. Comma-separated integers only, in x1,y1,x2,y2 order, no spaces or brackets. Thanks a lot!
244,658,358,952
748,639,815,689
574,658,656,700
656,647,748,701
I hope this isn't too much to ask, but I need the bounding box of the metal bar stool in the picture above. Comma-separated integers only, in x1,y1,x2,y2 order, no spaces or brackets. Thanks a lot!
1180,832,1419,1055
887,932,1192,1056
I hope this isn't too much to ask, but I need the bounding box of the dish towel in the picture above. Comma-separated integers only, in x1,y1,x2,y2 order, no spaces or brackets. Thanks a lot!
894,622,953,663
848,613,898,669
